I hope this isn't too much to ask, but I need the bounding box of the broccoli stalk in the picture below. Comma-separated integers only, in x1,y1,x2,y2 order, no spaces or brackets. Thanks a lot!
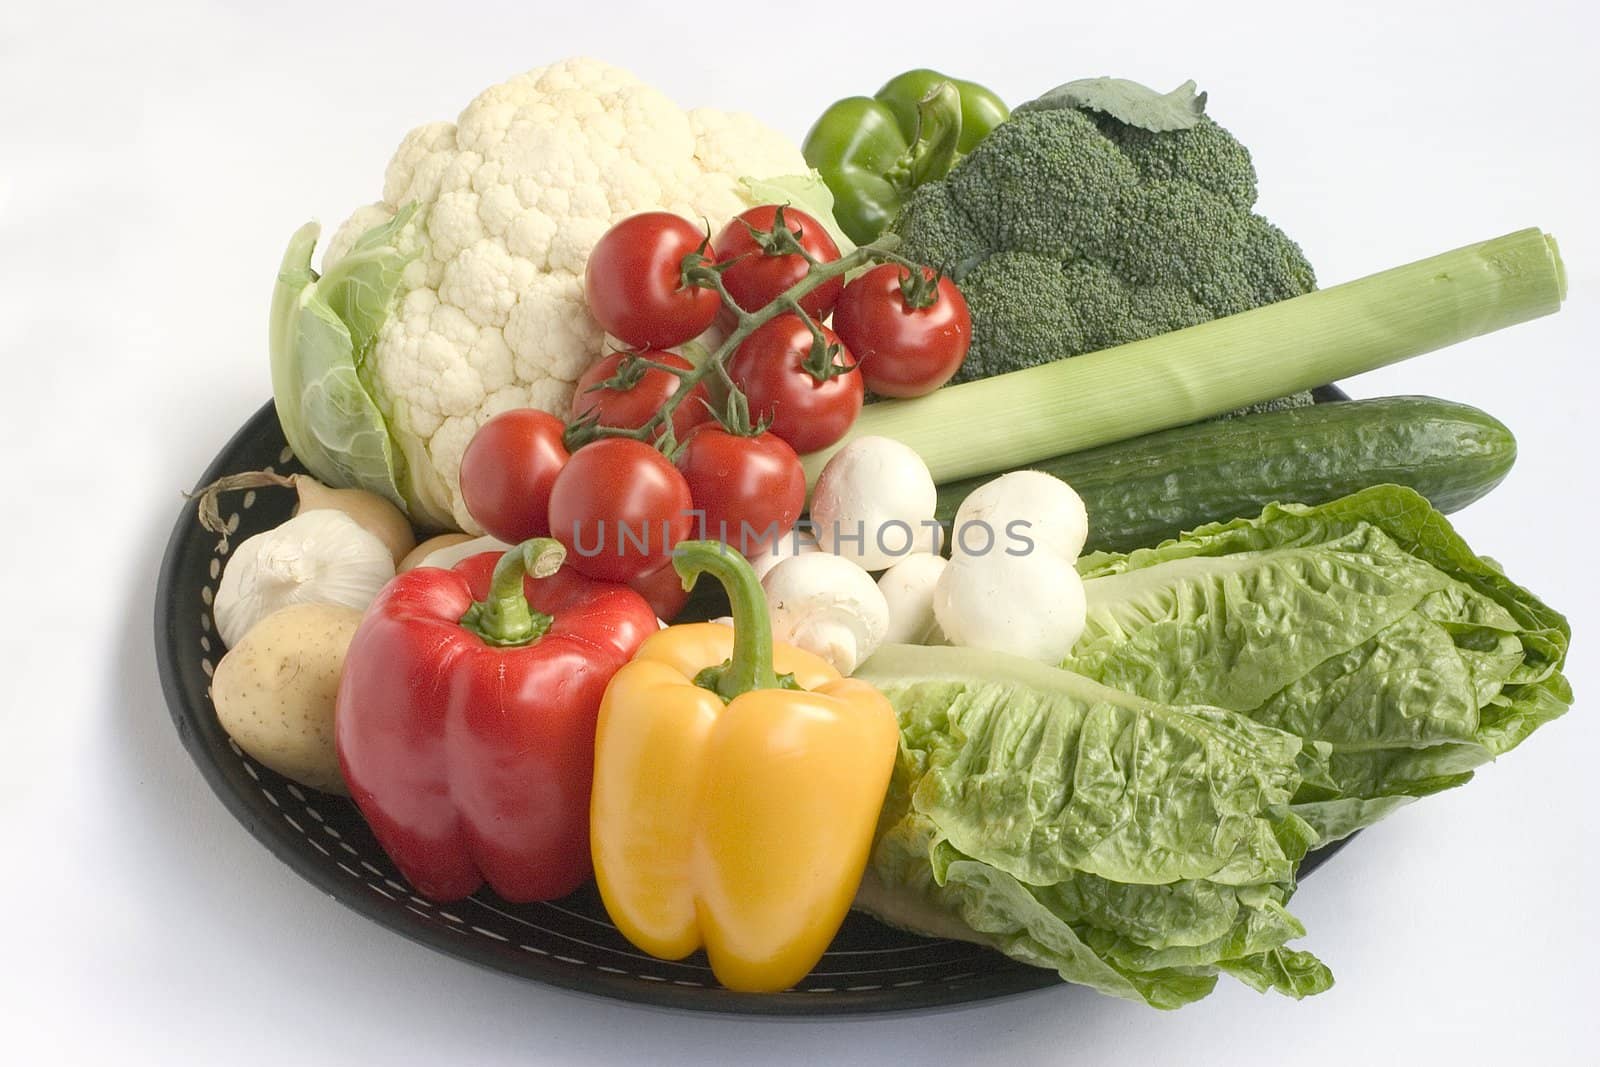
802,227,1566,484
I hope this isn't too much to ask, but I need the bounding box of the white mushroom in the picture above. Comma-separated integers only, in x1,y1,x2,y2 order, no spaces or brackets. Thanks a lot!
810,436,941,571
761,553,890,675
947,470,1088,561
934,554,1086,662
877,553,948,645
747,527,822,580
934,471,1090,663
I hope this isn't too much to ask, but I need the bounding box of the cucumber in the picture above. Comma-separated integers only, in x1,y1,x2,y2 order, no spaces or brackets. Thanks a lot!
933,396,1516,554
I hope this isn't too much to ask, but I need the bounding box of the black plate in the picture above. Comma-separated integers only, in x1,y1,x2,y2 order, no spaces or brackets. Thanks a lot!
155,397,1351,1015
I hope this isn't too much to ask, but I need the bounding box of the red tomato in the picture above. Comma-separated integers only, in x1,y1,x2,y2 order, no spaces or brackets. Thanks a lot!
728,315,864,455
585,213,720,349
546,438,694,583
457,545,689,621
458,410,570,542
675,425,806,558
831,265,972,398
570,350,712,442
626,557,692,622
711,205,842,319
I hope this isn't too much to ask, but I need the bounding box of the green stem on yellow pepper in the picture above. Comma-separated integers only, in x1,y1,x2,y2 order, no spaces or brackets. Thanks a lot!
672,540,794,700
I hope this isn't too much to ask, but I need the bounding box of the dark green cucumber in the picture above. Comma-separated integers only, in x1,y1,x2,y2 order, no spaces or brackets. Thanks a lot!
933,396,1516,554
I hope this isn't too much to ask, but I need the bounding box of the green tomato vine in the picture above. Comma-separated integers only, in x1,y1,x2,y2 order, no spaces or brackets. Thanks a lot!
564,209,927,456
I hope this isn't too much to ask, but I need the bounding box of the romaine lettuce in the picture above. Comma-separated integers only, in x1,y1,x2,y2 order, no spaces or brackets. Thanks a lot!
853,645,1333,1008
1067,485,1572,840
851,488,1570,1008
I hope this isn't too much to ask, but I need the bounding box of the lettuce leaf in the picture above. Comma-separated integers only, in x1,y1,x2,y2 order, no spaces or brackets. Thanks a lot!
268,207,434,523
850,489,1568,1008
853,645,1332,1009
1068,485,1572,840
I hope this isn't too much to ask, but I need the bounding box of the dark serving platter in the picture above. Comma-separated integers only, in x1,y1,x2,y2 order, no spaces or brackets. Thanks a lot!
155,393,1352,1016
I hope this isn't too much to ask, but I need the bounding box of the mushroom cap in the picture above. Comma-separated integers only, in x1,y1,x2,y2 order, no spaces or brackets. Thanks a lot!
950,470,1088,563
762,553,890,675
748,527,821,580
811,436,939,571
934,552,1086,663
878,553,948,646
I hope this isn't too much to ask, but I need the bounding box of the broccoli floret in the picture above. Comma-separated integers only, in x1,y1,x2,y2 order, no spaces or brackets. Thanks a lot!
893,87,1317,396
953,252,1212,380
1221,392,1317,417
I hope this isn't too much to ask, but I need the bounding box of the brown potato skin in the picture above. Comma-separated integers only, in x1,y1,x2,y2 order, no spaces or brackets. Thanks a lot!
212,603,363,794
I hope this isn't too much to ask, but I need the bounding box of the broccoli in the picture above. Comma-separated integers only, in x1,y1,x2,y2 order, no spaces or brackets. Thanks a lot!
892,78,1317,402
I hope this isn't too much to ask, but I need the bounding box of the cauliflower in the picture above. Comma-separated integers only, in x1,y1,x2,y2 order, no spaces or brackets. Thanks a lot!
270,57,835,530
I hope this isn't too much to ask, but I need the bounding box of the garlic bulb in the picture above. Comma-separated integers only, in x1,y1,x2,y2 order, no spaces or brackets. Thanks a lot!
214,509,395,648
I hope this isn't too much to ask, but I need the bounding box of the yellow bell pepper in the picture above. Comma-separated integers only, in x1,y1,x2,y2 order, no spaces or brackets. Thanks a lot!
591,541,899,992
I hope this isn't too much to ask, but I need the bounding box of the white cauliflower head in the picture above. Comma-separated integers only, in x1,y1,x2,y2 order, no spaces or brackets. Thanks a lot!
313,57,819,529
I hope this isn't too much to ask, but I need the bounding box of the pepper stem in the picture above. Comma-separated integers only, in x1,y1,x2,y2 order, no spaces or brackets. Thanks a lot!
673,540,779,700
459,538,565,647
892,81,964,191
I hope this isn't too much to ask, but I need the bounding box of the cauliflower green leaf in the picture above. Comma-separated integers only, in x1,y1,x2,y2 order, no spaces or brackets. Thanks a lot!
269,206,420,521
740,172,856,254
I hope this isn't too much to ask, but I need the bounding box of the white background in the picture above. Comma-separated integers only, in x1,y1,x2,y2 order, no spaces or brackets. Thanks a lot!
3,1,1595,1062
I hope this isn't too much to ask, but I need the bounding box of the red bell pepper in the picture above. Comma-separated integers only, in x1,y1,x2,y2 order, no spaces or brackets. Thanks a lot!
335,539,657,902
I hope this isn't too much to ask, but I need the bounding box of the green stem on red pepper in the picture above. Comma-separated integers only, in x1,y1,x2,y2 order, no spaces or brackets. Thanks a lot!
673,540,799,701
460,538,566,646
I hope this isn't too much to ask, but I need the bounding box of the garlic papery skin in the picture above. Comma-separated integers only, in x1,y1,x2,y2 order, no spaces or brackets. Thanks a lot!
215,509,396,648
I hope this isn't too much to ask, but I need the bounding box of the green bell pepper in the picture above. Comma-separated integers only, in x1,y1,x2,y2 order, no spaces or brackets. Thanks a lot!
802,70,1009,246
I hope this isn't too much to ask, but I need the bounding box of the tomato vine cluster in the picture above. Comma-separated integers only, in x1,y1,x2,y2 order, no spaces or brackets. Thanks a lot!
455,203,971,617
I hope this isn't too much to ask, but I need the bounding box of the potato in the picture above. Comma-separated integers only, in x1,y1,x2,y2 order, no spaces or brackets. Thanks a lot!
211,602,363,794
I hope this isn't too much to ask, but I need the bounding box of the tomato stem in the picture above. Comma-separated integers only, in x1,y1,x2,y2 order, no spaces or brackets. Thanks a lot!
898,266,942,310
591,232,916,452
